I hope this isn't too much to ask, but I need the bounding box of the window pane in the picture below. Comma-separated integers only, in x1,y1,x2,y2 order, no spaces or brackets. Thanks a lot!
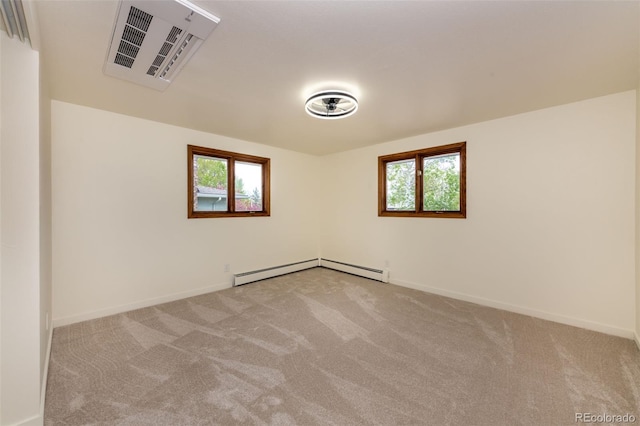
386,159,415,210
234,161,263,212
423,153,460,211
194,155,228,212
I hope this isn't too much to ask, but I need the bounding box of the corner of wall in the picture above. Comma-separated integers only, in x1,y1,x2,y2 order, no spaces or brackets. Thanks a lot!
635,1,640,357
39,325,53,420
0,25,3,426
39,40,52,406
0,31,43,426
636,50,640,352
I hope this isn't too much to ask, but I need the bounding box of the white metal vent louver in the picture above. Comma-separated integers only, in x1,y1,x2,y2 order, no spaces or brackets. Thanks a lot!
0,0,30,44
104,0,220,91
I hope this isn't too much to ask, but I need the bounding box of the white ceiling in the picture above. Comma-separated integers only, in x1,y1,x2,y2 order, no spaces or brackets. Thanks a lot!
35,1,639,155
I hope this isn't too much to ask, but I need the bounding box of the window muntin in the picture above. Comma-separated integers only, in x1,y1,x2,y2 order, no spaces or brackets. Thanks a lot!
188,145,270,218
378,142,466,218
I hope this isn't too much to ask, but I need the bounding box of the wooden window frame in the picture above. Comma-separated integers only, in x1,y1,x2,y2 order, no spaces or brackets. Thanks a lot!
188,145,270,218
378,142,466,218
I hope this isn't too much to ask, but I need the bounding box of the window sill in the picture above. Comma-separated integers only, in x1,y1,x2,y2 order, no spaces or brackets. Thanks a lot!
379,210,466,219
188,211,270,219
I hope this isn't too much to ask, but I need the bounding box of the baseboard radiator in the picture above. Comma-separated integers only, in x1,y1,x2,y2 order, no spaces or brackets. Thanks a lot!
320,258,389,283
233,258,319,286
233,257,389,287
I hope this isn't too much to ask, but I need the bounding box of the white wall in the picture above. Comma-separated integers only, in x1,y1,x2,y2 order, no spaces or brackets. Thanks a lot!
636,82,640,347
52,93,636,337
52,101,320,324
39,61,52,401
0,34,42,425
636,8,640,348
320,91,636,337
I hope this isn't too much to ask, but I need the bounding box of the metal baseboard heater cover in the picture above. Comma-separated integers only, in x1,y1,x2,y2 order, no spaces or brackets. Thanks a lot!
233,259,319,286
233,258,389,286
319,258,389,283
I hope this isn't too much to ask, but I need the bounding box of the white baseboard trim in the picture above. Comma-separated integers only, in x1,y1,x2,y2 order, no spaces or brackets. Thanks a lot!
53,281,230,328
40,325,53,419
8,326,53,426
390,278,635,340
13,415,42,426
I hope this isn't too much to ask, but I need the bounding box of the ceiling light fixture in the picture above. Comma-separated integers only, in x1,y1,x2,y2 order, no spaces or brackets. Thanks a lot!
305,90,358,120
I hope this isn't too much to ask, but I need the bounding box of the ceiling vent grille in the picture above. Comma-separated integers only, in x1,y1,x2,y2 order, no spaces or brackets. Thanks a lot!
0,0,30,44
104,0,220,91
147,26,183,76
127,6,152,32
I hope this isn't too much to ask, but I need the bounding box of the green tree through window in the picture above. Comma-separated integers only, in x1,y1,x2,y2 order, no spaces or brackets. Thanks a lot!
386,159,415,211
196,156,227,190
423,153,460,211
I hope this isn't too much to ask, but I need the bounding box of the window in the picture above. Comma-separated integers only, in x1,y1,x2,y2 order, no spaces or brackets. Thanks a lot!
378,142,466,218
188,145,270,218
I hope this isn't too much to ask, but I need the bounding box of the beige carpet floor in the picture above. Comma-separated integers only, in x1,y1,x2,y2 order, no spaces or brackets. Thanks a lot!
45,268,639,425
